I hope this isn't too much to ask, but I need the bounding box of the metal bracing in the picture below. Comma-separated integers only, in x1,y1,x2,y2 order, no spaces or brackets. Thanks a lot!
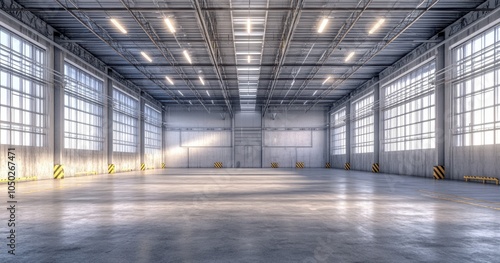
52,0,183,105
262,0,304,116
306,0,442,111
287,0,374,107
118,0,210,113
192,0,234,116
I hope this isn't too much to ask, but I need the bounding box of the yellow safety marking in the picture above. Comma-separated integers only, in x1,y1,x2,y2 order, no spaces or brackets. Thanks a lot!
54,165,64,179
271,162,279,168
464,176,499,185
344,163,350,170
214,162,223,168
161,163,166,169
108,164,115,174
372,163,380,173
433,165,445,180
295,162,304,168
141,163,146,171
325,162,331,169
419,190,500,211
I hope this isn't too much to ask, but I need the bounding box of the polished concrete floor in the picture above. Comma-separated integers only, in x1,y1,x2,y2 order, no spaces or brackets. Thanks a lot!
1,168,499,262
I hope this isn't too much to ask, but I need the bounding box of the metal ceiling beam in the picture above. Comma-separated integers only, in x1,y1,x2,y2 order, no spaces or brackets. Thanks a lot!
118,0,210,113
126,77,370,81
104,62,393,67
192,0,233,116
307,0,443,111
262,0,304,116
51,0,183,105
7,7,494,12
287,0,374,107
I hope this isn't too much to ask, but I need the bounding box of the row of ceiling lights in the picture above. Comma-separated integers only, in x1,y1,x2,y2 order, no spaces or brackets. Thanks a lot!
110,17,212,104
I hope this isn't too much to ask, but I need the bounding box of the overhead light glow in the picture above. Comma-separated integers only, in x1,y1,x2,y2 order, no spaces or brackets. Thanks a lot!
164,18,176,33
247,18,251,33
322,76,331,85
141,51,153,62
110,19,127,34
165,76,174,85
183,50,192,64
313,90,318,96
369,18,385,34
318,18,329,33
178,90,184,96
248,55,251,63
211,100,214,104
199,76,205,85
206,90,210,97
189,100,193,105
345,52,355,62
304,100,308,105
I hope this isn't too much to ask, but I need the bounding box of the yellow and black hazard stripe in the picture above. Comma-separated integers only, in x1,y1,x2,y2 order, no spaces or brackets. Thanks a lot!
161,163,166,169
372,163,380,173
214,162,223,168
108,164,115,174
54,164,64,179
344,163,350,170
141,163,146,171
433,165,445,180
325,162,331,168
271,162,279,168
296,162,304,168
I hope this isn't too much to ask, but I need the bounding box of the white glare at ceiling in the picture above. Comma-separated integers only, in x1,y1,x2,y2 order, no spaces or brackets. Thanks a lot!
318,18,329,33
110,19,127,34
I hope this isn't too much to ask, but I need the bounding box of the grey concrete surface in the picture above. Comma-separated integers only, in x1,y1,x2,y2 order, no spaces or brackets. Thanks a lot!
1,168,499,262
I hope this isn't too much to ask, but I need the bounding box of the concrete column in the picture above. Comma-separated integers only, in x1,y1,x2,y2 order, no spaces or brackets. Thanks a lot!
106,69,113,165
345,99,351,164
373,84,380,164
162,108,167,165
326,109,331,164
231,114,235,168
435,45,446,166
53,47,64,165
139,94,145,166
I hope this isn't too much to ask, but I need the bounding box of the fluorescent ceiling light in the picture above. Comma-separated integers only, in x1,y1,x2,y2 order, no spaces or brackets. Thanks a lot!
247,18,251,33
165,76,174,85
183,50,192,64
240,94,257,97
237,67,260,71
199,76,205,85
140,51,153,62
236,52,261,55
248,55,251,63
110,19,127,34
178,90,184,96
345,52,355,62
189,100,193,105
164,18,176,33
318,18,329,33
322,76,331,85
303,100,308,105
313,90,318,96
206,90,210,96
211,100,214,104
369,18,385,34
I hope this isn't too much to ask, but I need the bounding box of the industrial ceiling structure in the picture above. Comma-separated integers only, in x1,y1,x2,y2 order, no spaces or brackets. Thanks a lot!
3,0,490,115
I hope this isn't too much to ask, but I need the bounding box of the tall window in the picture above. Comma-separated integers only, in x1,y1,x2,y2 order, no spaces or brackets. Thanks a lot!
144,104,162,154
383,61,436,151
64,63,104,150
0,27,46,146
113,88,138,153
453,25,500,146
352,93,374,153
331,107,346,155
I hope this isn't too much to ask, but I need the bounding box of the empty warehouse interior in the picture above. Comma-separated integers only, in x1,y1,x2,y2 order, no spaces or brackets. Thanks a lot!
1,0,500,262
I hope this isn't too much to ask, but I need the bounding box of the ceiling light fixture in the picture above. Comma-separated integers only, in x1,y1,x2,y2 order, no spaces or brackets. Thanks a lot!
183,50,192,64
199,76,205,85
140,51,153,62
304,100,308,105
248,55,251,63
247,18,251,33
313,90,318,96
164,18,176,33
206,90,210,97
211,100,214,104
110,19,127,34
165,76,174,85
178,90,184,96
322,76,331,85
345,52,355,62
317,18,329,33
189,100,193,105
369,18,385,34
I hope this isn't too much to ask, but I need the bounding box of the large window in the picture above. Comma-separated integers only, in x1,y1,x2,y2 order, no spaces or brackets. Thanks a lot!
383,61,436,151
113,88,138,153
331,107,346,155
64,62,104,150
144,104,162,154
453,25,500,146
0,27,46,146
352,93,374,153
